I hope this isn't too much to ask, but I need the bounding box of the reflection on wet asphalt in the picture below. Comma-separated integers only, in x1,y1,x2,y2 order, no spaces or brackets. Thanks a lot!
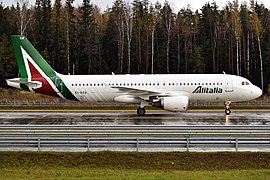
0,111,269,125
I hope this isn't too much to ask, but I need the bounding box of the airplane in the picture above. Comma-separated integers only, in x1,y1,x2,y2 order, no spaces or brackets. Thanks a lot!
6,35,262,116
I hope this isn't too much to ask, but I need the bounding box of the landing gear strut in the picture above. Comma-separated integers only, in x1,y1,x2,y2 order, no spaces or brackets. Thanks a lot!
225,101,231,115
137,100,148,116
137,107,146,116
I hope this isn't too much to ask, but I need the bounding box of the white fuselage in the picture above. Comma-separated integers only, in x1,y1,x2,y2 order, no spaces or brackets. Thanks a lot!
58,74,262,103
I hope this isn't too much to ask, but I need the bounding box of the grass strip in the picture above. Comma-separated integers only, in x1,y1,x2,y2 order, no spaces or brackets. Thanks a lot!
1,168,270,180
1,151,270,171
1,151,270,180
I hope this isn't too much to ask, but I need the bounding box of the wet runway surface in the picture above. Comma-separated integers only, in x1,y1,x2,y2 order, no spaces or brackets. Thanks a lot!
0,111,269,125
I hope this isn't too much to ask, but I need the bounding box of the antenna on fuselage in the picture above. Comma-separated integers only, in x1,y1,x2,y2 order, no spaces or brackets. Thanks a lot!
112,72,115,75
223,71,226,74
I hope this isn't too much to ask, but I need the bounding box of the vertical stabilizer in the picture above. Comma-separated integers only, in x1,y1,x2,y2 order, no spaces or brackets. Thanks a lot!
11,35,56,81
8,35,77,101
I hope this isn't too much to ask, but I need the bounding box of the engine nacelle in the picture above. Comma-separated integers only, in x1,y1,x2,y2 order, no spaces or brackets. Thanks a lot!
152,96,189,112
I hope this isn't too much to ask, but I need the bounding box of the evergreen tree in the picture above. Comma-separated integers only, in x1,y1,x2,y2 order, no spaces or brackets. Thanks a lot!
51,0,67,73
77,0,95,74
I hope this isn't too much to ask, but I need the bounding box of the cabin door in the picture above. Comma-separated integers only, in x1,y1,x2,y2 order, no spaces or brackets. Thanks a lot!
225,76,233,92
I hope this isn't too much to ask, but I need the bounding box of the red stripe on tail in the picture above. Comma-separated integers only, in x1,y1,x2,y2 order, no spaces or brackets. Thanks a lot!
28,59,59,97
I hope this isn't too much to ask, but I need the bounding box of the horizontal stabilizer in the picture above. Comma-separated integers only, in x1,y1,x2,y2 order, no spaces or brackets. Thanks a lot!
6,78,42,89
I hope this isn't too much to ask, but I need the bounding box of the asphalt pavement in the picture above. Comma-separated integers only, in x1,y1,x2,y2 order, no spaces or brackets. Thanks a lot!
0,111,269,125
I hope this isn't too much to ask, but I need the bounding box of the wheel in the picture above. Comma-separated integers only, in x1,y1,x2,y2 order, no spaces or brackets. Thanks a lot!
225,109,231,115
137,107,146,116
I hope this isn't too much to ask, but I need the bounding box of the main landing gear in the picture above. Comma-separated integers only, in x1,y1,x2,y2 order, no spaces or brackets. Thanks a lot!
225,101,231,115
137,107,146,116
137,100,148,116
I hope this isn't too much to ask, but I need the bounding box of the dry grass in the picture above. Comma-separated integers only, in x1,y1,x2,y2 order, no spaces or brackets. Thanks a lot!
1,151,270,180
1,151,270,170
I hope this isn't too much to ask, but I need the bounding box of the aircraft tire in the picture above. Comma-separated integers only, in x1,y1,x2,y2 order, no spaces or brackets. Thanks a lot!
137,107,146,116
225,109,231,115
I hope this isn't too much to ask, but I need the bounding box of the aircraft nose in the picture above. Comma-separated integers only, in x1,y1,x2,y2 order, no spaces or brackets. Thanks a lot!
252,86,262,98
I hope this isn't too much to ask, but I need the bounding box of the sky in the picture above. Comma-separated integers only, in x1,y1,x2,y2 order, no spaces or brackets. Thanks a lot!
1,0,270,12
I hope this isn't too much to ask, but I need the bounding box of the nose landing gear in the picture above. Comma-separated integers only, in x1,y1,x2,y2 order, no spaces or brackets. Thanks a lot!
225,101,231,115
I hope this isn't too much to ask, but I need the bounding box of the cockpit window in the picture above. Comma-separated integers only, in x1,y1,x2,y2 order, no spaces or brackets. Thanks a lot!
242,81,251,86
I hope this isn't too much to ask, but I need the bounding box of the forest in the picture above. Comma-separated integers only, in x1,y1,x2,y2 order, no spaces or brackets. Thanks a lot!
0,0,270,93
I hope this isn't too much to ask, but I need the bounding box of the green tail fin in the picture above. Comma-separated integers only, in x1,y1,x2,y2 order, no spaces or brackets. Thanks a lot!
11,35,56,81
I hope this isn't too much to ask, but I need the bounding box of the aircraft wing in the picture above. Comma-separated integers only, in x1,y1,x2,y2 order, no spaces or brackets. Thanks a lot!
111,86,190,100
111,86,158,96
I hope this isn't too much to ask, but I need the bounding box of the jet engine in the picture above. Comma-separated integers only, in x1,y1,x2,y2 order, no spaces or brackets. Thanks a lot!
152,96,189,112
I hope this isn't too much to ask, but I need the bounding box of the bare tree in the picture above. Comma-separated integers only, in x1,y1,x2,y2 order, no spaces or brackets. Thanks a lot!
65,0,74,74
16,0,33,35
230,1,242,76
113,0,125,73
124,2,133,74
251,11,264,91
149,2,160,74
162,1,172,74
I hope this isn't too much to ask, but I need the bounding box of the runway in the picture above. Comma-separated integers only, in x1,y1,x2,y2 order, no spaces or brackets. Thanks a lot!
1,111,270,152
0,111,269,125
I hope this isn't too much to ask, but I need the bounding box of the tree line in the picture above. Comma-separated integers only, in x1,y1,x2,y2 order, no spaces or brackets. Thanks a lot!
0,0,270,93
